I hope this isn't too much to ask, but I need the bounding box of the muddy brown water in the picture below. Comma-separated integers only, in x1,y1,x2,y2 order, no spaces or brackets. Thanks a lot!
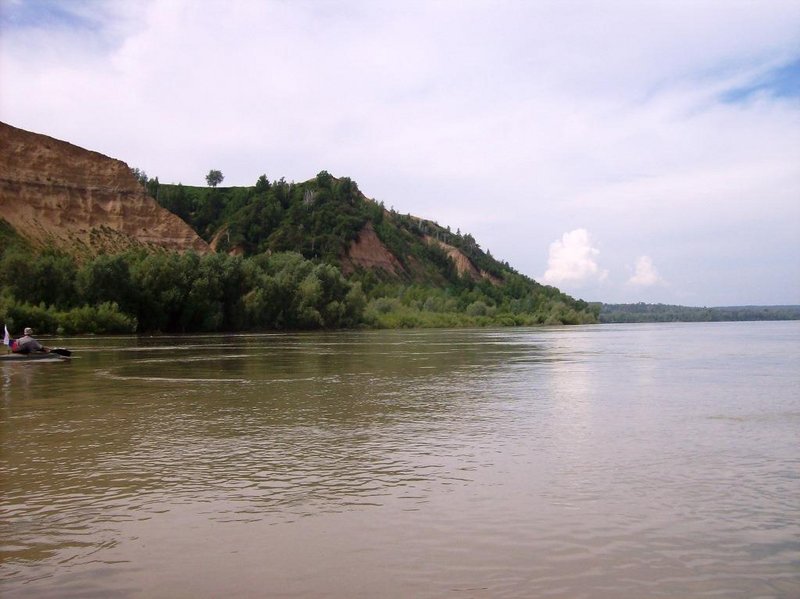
2,322,799,598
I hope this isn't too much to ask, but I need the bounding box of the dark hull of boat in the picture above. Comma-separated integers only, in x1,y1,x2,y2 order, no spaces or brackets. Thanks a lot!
0,352,70,362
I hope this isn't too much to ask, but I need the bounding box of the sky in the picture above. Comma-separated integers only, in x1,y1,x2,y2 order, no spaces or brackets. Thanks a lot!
1,0,798,306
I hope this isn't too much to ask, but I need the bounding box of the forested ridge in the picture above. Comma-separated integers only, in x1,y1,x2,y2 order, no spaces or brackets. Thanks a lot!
0,171,598,334
150,170,513,282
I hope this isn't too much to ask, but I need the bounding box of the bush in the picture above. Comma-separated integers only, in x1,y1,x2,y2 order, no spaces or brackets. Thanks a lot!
1,301,136,335
466,300,493,317
3,302,57,334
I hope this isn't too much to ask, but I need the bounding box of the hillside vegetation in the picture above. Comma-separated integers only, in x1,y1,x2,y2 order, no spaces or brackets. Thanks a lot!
0,170,598,334
149,171,598,326
152,171,512,281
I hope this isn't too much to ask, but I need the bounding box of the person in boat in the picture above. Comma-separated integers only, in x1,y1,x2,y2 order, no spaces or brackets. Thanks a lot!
12,327,49,354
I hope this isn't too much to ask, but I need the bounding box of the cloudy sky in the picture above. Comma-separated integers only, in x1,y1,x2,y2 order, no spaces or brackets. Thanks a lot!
1,0,798,306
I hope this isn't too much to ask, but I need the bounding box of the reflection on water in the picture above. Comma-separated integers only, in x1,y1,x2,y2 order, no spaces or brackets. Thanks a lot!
2,323,799,598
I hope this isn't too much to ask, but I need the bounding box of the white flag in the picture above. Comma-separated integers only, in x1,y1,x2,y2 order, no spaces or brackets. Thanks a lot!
3,325,10,347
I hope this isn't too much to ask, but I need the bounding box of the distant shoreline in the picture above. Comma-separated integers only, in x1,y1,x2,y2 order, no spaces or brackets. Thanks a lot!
597,303,800,323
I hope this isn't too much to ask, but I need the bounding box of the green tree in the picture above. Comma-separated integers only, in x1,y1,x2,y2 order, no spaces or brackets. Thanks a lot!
159,183,191,221
130,167,148,186
35,251,79,308
76,253,136,314
255,174,270,193
146,176,160,200
206,169,224,187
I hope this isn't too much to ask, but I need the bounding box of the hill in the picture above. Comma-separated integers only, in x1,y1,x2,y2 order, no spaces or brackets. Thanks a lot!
0,122,597,333
151,172,511,285
146,172,597,326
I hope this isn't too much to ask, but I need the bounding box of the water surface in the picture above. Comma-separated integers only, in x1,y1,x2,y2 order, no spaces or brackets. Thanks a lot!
2,322,799,597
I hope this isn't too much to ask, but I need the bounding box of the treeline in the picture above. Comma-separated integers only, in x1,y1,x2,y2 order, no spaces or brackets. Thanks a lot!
0,247,597,335
0,249,364,335
367,284,596,327
599,303,800,323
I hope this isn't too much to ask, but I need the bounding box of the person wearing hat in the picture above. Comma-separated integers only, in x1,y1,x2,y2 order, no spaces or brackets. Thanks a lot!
13,327,48,354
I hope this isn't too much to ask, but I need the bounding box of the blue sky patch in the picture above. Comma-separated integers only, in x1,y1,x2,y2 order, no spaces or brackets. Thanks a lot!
723,58,800,103
0,0,100,32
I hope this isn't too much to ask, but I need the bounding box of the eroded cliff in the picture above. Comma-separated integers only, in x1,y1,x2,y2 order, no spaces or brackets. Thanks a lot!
0,122,208,255
341,222,404,276
425,236,501,284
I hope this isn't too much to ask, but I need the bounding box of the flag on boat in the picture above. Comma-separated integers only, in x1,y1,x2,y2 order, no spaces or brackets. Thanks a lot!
3,325,10,347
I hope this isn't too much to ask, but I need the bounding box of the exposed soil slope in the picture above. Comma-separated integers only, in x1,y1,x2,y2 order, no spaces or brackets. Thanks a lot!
341,222,404,276
425,236,500,284
0,122,208,255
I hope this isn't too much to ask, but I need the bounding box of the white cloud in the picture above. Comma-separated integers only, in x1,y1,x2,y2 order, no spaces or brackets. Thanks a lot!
542,229,608,287
629,256,664,287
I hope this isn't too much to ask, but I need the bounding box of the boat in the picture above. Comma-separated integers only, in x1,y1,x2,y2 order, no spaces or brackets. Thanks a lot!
1,350,71,362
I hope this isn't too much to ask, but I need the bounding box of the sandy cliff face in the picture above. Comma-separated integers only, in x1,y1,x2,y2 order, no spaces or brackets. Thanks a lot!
0,122,208,255
341,224,502,283
425,236,500,284
426,236,482,280
341,222,404,276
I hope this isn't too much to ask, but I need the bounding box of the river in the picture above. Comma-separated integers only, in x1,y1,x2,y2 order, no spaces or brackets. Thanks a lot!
2,322,799,598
